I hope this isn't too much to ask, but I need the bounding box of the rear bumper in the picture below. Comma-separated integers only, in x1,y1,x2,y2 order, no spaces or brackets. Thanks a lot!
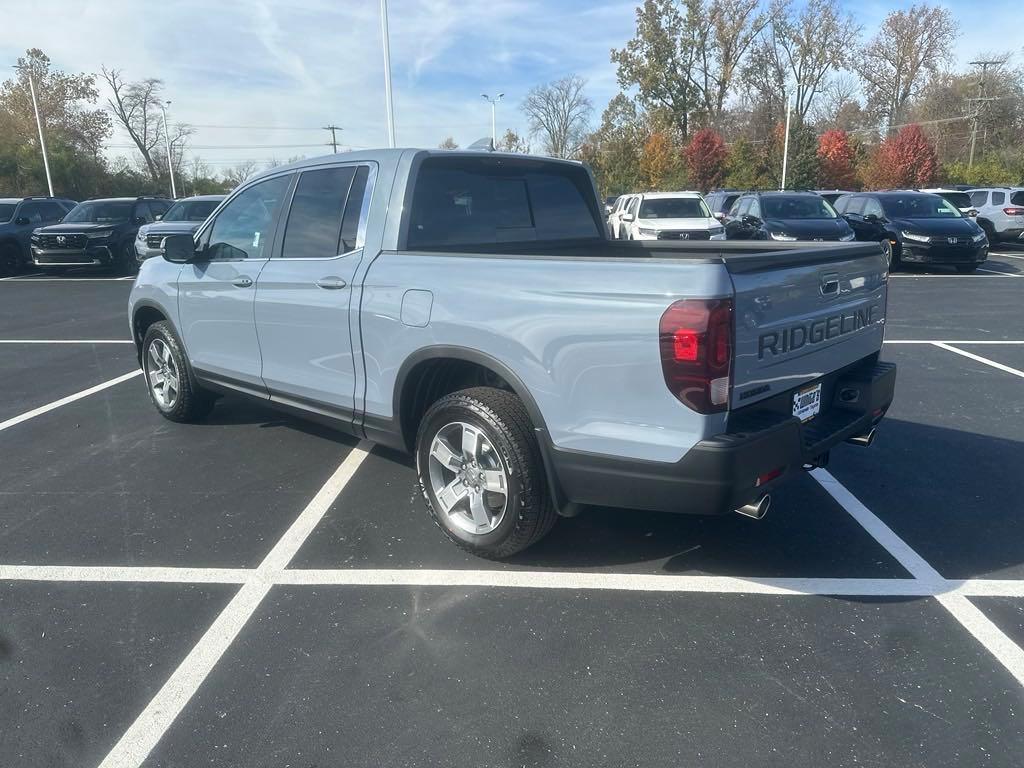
550,357,897,516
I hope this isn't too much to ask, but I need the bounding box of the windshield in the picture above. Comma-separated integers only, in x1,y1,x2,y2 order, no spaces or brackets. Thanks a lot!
163,199,221,222
881,195,962,219
938,192,973,209
638,198,710,219
762,196,837,219
0,204,16,222
63,200,134,224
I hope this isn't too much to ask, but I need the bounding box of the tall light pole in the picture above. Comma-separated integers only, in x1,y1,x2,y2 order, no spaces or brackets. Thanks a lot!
780,95,793,191
159,100,177,199
481,93,504,147
380,0,396,148
13,63,54,196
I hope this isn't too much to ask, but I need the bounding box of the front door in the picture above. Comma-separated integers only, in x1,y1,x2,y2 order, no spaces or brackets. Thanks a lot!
178,173,293,394
254,164,373,417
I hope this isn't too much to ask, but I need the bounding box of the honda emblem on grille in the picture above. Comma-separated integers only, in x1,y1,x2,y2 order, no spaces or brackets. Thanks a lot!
948,237,958,244
56,235,66,245
678,232,689,240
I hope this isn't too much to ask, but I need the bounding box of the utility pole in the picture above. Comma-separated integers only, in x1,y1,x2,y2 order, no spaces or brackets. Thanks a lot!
780,95,792,191
323,124,341,153
13,63,54,196
159,100,177,199
967,59,1001,169
380,0,396,148
481,93,504,148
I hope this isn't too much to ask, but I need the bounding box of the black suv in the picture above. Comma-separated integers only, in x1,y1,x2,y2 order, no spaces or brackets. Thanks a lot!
703,189,743,222
724,191,856,242
0,196,77,275
833,191,988,272
31,196,173,274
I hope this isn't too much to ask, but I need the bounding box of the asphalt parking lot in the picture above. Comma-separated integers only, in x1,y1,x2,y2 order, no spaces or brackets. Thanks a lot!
2,252,1024,768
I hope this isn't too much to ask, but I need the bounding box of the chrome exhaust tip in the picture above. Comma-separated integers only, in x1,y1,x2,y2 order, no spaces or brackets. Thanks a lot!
846,427,877,448
736,494,771,520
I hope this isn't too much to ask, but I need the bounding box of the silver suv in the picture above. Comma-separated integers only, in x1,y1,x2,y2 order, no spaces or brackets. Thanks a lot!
967,187,1024,244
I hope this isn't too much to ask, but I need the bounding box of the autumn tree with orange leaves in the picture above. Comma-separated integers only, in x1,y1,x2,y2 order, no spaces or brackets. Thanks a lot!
862,124,938,188
684,128,728,192
817,129,858,189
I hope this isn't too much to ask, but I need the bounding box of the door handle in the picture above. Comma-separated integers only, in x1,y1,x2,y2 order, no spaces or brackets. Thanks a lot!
232,276,253,288
316,276,347,290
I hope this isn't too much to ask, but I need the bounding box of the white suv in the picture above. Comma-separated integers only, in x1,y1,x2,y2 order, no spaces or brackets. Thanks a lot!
607,194,637,239
967,187,1024,244
619,192,726,241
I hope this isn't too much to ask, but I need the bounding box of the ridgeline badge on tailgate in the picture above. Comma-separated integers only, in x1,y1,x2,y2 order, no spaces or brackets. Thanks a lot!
758,304,880,359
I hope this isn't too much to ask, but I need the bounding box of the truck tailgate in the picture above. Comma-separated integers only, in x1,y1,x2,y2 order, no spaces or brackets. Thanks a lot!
727,243,888,409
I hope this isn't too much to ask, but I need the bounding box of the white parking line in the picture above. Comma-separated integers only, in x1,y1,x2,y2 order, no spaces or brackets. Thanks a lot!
932,342,1024,379
885,340,1024,345
813,469,1024,687
0,369,142,433
990,252,1024,260
0,339,133,344
97,442,372,768
0,565,251,583
977,266,1021,277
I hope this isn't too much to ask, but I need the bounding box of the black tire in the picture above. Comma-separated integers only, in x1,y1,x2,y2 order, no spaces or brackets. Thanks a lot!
141,321,216,422
116,242,138,275
415,387,557,559
979,219,998,244
956,265,979,273
0,243,20,277
882,238,900,270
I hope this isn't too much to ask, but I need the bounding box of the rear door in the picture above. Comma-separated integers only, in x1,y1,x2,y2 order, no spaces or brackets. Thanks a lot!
254,163,374,417
727,243,888,408
178,173,293,394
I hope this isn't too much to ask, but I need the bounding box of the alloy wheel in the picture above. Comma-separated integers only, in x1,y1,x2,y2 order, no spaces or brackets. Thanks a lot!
427,421,509,535
146,338,180,409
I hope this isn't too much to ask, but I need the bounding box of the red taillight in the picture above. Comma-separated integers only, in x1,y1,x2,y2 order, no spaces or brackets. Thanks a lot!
1003,207,1024,216
659,298,733,413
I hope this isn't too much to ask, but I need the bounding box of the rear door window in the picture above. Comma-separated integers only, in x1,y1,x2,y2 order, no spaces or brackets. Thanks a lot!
281,166,356,259
1010,191,1024,206
992,191,1005,205
406,157,600,248
969,191,988,207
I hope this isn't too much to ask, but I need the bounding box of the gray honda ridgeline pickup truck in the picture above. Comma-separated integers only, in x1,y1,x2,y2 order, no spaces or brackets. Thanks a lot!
129,150,896,558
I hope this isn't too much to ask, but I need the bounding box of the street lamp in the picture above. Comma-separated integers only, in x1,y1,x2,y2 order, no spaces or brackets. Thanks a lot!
159,100,177,199
481,93,504,147
380,0,396,148
12,63,54,197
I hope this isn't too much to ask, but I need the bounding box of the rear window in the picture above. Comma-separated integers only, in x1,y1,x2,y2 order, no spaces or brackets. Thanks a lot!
939,191,972,209
406,157,600,249
639,198,709,219
1011,191,1024,206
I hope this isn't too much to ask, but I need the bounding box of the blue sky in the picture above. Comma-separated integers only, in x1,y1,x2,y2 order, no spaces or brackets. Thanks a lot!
1,0,1020,171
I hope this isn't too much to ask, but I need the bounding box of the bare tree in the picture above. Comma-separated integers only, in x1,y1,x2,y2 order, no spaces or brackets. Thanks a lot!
854,3,958,132
743,0,861,120
222,160,259,188
102,67,191,184
521,74,593,158
438,136,458,150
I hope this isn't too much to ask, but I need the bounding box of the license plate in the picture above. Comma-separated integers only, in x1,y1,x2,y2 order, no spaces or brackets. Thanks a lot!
793,383,822,422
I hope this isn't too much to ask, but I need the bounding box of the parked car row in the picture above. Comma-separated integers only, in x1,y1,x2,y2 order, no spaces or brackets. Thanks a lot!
605,186,996,272
0,193,227,276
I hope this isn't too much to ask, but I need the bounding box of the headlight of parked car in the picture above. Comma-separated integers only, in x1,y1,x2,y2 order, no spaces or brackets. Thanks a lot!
769,231,797,241
839,231,856,241
637,227,659,237
136,230,147,241
901,231,930,243
972,231,987,243
86,230,114,240
709,226,725,236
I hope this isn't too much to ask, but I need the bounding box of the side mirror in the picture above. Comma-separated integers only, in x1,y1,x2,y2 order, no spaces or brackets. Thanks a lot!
154,213,164,221
713,212,726,221
742,214,761,226
622,213,635,223
863,213,879,223
162,233,197,263
134,216,147,224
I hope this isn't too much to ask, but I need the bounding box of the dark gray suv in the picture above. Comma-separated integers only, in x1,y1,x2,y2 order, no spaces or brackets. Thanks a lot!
0,196,77,275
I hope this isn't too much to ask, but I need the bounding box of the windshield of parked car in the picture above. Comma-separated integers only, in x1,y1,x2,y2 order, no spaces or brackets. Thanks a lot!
881,195,962,219
62,200,134,224
0,204,16,222
938,192,972,209
638,198,710,219
163,199,221,222
761,195,838,219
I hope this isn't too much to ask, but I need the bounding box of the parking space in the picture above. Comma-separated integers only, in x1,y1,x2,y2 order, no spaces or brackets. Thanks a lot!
143,588,1023,768
2,267,1023,767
